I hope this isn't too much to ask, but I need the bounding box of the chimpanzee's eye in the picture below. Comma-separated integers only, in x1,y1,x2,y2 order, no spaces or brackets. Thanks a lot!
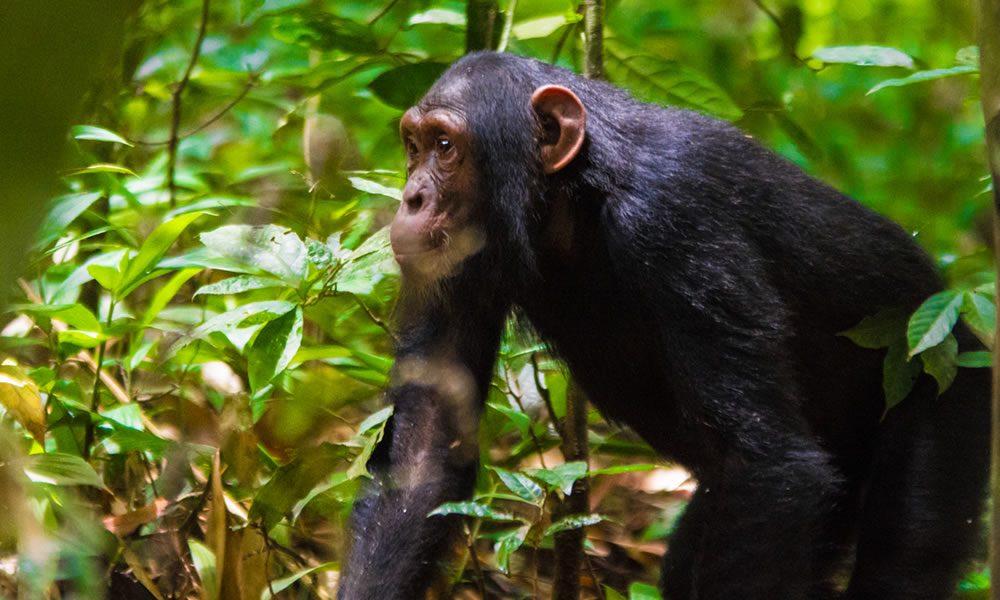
436,137,453,153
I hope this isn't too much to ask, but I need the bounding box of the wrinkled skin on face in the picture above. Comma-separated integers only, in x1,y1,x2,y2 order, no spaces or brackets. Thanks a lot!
390,102,486,288
389,82,586,290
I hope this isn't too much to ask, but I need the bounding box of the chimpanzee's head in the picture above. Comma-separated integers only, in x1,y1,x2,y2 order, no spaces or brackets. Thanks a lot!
389,53,587,294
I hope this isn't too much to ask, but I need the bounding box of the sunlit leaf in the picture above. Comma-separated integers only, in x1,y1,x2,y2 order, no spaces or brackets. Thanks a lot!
35,192,102,248
194,275,287,296
72,125,133,146
260,563,339,599
62,163,138,177
961,291,995,340
495,526,529,574
200,225,308,287
543,513,605,537
489,466,544,502
428,502,519,521
629,582,663,600
0,364,45,442
23,453,107,489
907,290,963,357
116,212,204,297
812,45,914,68
188,539,218,600
527,461,588,496
408,9,465,26
512,13,581,39
868,66,978,95
346,176,403,200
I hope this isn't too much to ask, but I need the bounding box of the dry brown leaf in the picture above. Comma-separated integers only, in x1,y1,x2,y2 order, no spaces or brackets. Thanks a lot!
103,498,169,536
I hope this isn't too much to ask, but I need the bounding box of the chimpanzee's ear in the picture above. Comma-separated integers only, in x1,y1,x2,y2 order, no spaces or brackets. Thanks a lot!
531,85,586,174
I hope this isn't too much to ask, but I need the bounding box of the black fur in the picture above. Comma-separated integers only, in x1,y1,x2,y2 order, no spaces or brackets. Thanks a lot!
338,51,989,600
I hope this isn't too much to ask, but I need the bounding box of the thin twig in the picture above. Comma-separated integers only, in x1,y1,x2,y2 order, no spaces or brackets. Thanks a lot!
351,293,397,344
165,0,211,207
133,77,255,146
497,0,518,52
369,0,399,26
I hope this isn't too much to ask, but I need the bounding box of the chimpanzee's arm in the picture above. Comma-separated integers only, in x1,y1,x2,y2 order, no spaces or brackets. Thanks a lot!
337,303,505,599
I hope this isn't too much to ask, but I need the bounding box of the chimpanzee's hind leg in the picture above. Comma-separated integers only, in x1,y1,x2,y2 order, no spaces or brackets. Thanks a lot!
846,365,989,600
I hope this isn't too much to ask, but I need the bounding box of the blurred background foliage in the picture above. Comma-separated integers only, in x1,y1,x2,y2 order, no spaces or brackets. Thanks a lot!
0,0,992,598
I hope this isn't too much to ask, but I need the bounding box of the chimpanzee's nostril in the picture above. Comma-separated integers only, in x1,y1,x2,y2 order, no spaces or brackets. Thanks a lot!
405,193,423,211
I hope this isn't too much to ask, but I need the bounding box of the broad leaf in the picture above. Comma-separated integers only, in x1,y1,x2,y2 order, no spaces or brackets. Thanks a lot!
194,275,287,296
72,125,133,146
958,351,992,368
270,9,376,53
200,225,308,287
907,290,963,357
489,466,544,502
118,212,204,297
369,63,450,110
249,443,350,531
247,307,303,391
606,46,743,122
512,13,581,39
23,453,107,489
629,582,663,600
527,461,588,496
920,334,958,395
0,364,45,442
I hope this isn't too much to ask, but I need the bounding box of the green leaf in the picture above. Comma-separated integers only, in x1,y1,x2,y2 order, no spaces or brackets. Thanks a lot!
57,330,106,348
495,527,529,574
247,307,303,391
118,212,204,297
188,539,218,600
428,502,519,521
13,303,101,332
605,587,628,600
527,461,588,496
907,291,963,357
958,351,992,368
512,13,581,39
606,46,743,122
868,66,978,95
812,45,914,68
35,192,102,248
347,412,389,479
249,443,350,531
346,176,403,201
956,46,980,67
200,225,308,287
88,264,121,291
629,582,663,600
336,227,397,295
260,563,339,599
239,0,264,21
920,334,958,395
543,513,605,537
165,300,296,357
408,9,466,26
194,275,287,296
884,339,922,410
143,268,201,325
369,63,450,110
305,237,335,270
71,125,133,146
839,308,908,349
22,453,107,489
588,464,658,476
961,291,995,339
271,9,376,53
62,163,137,177
354,406,393,436
488,466,544,502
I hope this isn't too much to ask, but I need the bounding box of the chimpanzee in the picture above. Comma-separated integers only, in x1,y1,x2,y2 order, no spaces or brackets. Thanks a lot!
337,51,989,600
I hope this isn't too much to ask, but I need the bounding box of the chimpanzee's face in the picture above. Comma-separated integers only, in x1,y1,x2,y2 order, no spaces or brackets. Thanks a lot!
390,103,486,288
